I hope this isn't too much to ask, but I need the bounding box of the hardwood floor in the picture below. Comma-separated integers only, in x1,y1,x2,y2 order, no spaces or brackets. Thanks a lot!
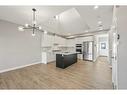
0,57,112,89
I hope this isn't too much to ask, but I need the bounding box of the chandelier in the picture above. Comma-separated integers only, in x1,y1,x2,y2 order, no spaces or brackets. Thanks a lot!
18,8,42,36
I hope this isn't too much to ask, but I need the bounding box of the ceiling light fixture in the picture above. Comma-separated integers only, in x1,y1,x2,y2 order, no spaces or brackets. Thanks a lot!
32,33,36,37
98,21,102,25
18,26,24,31
18,8,42,36
25,23,29,27
94,5,99,10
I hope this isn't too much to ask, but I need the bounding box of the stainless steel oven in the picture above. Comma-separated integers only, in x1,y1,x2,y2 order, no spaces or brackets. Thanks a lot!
76,44,82,54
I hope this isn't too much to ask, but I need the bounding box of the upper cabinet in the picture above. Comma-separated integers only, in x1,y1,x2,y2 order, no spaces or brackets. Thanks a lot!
41,33,67,47
59,37,66,46
66,38,76,47
42,34,54,47
54,36,66,46
41,33,94,49
75,38,82,44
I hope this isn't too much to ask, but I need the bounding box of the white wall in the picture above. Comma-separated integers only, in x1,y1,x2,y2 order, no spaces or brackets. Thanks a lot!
117,6,127,89
0,20,42,72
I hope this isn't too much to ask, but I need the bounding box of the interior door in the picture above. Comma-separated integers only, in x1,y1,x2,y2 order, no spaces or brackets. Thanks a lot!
111,29,118,89
109,6,118,89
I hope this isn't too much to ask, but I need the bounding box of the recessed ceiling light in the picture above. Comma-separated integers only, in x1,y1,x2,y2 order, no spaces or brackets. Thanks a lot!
38,26,42,30
44,30,47,34
94,5,99,10
85,30,88,32
67,33,71,35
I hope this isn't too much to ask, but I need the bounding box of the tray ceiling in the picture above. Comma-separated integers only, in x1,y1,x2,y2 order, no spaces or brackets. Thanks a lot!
0,6,113,36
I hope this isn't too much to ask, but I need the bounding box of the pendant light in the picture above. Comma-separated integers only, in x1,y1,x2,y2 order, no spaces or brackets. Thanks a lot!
18,8,42,36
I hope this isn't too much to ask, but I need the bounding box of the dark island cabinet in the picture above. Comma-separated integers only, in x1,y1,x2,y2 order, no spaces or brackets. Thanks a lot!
56,53,77,69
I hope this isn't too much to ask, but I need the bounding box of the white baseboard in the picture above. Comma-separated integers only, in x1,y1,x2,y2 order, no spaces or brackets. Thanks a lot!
0,61,41,73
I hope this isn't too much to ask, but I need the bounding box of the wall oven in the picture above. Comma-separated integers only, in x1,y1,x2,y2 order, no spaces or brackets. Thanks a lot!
76,44,82,54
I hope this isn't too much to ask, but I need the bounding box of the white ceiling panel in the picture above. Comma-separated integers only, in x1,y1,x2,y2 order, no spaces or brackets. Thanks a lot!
0,6,113,36
75,6,113,31
0,6,71,25
58,8,89,35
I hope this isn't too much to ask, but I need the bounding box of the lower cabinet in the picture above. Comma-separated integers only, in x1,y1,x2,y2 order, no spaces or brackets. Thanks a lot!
77,54,83,59
42,52,55,64
56,53,77,69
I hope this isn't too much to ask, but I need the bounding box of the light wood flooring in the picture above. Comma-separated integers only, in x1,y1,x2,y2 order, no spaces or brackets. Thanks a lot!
0,57,112,89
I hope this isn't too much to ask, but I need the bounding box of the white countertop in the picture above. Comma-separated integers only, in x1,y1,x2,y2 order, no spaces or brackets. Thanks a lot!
56,52,77,55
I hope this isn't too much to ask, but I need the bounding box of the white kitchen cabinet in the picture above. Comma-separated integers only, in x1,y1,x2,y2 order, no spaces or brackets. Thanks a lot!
78,54,83,59
42,33,67,47
66,38,75,47
42,34,53,47
61,38,66,46
56,36,66,46
75,38,82,44
42,52,55,64
54,35,59,44
66,39,76,52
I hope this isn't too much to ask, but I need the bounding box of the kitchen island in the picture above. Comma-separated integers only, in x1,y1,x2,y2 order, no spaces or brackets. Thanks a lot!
56,52,77,69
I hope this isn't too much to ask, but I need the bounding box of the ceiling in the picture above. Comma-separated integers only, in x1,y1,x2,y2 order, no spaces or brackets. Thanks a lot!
0,6,113,36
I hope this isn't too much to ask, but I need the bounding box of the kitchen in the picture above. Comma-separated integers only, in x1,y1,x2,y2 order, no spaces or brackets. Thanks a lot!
0,6,112,89
39,6,110,68
41,31,109,68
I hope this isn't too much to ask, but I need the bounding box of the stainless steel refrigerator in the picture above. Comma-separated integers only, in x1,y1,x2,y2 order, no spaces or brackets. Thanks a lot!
83,41,94,61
